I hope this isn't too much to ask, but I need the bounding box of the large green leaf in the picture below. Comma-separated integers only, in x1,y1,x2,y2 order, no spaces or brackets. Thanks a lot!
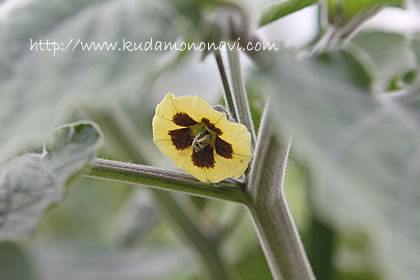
347,31,416,92
29,245,192,280
0,0,177,163
113,191,160,247
412,33,420,87
0,242,37,280
253,51,420,279
258,0,317,27
326,0,404,25
0,122,102,240
311,0,405,53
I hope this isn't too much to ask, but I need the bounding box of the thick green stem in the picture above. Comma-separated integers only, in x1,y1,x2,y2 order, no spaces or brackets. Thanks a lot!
87,159,248,205
246,103,315,280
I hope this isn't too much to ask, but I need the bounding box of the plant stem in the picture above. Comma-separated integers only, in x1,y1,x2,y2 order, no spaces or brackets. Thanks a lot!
214,50,237,121
87,159,249,205
227,47,257,146
246,102,315,280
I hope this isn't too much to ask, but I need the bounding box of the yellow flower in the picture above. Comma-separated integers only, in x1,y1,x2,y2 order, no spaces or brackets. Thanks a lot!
152,93,253,183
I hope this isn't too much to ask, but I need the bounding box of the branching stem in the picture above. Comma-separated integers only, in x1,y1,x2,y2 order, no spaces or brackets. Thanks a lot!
247,102,315,280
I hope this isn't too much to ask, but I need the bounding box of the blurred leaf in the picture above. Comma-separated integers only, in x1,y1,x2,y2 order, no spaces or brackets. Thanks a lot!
113,190,160,247
0,155,59,240
247,83,267,133
326,0,404,26
167,0,215,26
43,121,103,177
30,244,192,280
227,208,272,280
347,31,416,92
40,177,131,245
258,0,317,27
0,0,178,163
312,0,404,53
412,33,420,87
235,245,272,280
307,205,336,280
337,272,380,280
334,232,381,280
0,242,37,280
0,122,102,240
254,51,420,279
316,51,372,90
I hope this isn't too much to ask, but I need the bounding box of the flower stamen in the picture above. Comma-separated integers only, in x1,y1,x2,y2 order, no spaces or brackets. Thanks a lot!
192,128,213,152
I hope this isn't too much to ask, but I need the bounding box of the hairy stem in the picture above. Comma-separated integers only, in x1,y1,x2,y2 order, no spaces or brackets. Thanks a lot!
246,102,315,280
227,47,257,146
87,159,248,205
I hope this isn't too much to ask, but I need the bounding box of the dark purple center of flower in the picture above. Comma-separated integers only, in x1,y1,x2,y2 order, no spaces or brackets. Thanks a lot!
168,128,193,150
192,145,215,168
168,112,233,168
201,118,222,135
172,112,198,126
215,136,233,159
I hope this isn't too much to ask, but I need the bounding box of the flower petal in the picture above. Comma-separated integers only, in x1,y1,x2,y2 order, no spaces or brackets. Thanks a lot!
217,120,253,156
215,153,253,180
155,92,178,120
152,115,180,141
173,95,225,126
154,139,179,159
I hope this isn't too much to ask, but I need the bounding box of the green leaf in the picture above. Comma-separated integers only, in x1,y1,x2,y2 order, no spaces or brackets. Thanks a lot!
316,51,372,90
259,0,317,27
312,0,405,52
326,0,404,25
347,31,416,92
30,244,192,280
0,0,177,163
113,191,160,247
254,51,420,279
0,242,37,280
43,121,103,177
411,33,420,87
0,122,102,240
